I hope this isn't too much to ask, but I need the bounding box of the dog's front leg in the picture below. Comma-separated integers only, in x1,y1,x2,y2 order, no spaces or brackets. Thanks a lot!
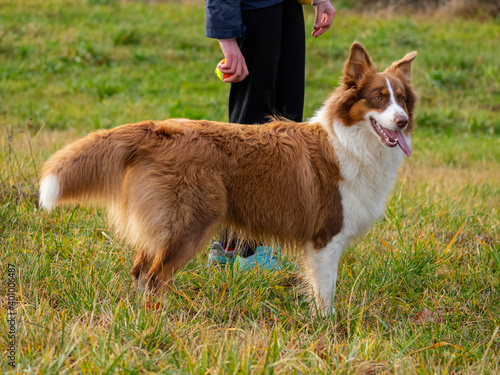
304,235,347,317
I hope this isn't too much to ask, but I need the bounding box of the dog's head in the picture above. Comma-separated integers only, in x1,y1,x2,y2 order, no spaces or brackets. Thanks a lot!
334,42,417,157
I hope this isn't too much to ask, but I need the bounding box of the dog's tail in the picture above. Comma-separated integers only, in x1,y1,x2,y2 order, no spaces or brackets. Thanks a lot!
39,123,151,211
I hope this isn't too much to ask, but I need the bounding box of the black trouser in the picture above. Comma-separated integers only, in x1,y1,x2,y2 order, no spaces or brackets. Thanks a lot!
220,0,306,256
228,0,306,125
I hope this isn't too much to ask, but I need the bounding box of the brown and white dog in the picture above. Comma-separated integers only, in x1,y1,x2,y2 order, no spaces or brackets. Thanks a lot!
40,43,417,315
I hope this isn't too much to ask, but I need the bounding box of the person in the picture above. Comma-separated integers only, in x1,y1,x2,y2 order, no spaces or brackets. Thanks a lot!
205,0,336,268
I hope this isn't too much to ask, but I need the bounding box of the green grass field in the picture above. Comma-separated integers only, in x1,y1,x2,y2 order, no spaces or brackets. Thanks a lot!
1,0,499,373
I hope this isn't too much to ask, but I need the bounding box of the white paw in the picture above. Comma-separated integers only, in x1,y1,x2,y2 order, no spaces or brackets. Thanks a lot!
310,303,336,318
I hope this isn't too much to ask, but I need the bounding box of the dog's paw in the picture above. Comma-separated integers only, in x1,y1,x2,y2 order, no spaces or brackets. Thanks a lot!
320,305,336,318
310,304,336,318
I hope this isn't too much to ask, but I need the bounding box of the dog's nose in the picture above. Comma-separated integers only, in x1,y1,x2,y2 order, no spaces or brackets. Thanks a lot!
395,115,408,129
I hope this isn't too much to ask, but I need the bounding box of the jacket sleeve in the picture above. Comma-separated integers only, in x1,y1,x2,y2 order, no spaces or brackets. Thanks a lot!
205,0,243,39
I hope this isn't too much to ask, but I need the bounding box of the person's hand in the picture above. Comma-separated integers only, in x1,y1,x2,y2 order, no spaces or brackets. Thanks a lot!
217,39,249,83
312,1,336,38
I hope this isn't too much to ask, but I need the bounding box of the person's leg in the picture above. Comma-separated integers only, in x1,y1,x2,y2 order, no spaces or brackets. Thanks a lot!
229,1,305,124
218,4,284,256
219,2,305,257
218,228,260,257
275,0,305,122
228,4,283,125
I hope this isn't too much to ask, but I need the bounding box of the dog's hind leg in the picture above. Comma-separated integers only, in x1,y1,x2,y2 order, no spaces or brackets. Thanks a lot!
304,235,348,317
144,227,217,293
130,247,149,281
126,165,227,293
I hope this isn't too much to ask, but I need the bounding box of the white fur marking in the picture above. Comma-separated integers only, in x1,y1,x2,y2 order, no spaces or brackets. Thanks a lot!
385,77,408,122
386,77,397,104
39,174,60,211
305,237,346,316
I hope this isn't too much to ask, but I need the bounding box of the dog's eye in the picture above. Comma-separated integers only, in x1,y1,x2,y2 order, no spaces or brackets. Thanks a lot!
400,95,406,102
375,95,383,101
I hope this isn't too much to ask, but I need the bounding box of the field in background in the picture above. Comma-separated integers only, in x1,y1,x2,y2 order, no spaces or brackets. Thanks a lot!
1,0,499,373
336,0,500,18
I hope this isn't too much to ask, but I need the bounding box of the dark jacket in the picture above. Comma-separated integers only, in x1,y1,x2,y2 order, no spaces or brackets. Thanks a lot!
205,0,284,39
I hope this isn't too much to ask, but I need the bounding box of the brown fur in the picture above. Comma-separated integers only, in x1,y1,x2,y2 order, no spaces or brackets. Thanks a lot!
41,119,343,290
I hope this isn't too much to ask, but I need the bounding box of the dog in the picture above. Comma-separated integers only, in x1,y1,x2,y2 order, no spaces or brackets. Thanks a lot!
39,42,417,316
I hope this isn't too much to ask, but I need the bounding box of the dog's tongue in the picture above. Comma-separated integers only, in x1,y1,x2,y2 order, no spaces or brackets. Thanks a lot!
395,132,411,157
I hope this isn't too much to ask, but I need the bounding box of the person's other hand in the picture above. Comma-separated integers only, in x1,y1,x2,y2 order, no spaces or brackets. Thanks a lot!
217,39,249,83
312,1,336,38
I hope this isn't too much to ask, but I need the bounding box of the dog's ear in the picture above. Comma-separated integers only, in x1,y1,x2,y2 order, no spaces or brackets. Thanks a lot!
385,51,417,81
343,42,376,87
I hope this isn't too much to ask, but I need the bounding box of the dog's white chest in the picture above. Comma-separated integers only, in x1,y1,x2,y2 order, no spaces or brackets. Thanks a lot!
335,138,403,238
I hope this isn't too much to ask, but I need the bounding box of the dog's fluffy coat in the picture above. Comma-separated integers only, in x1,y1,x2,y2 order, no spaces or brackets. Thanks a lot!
40,43,417,315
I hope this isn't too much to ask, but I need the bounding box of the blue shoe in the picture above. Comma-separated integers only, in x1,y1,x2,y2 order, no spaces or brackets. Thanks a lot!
207,242,236,266
235,246,295,272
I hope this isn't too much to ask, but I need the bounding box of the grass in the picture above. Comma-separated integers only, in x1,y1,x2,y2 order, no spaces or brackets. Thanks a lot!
1,0,499,373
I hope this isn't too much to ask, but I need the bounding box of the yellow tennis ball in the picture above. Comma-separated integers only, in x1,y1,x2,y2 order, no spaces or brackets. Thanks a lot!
215,59,231,82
